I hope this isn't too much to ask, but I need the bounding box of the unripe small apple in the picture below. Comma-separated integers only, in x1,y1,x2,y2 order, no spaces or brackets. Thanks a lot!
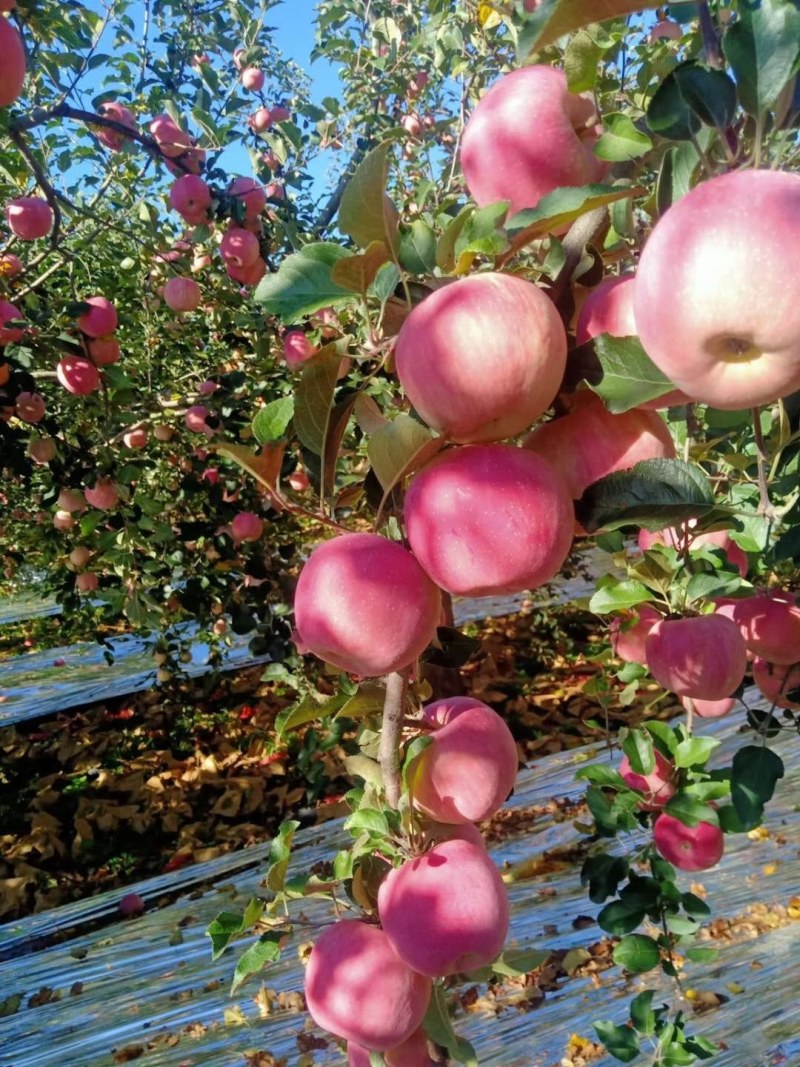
0,253,23,278
404,444,574,597
304,921,431,1052
75,571,98,593
228,176,266,220
619,750,675,809
0,16,25,107
294,532,441,677
15,391,45,424
77,295,118,338
0,299,24,344
378,838,509,976
220,227,260,268
28,436,57,464
84,478,119,510
645,614,747,701
123,427,148,448
96,101,137,150
88,336,121,366
5,197,53,240
231,510,263,543
57,356,101,395
118,892,145,917
241,66,264,91
163,276,202,311
287,469,310,492
653,812,724,872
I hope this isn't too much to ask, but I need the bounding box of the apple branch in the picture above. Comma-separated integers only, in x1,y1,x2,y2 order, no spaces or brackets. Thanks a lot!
380,667,409,809
751,406,777,520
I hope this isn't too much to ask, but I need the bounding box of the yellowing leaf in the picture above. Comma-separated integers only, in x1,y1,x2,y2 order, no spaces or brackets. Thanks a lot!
367,414,439,495
520,0,694,54
478,3,502,29
215,442,285,493
330,240,390,293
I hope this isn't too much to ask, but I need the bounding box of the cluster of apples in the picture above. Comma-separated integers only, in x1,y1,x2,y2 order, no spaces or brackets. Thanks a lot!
304,696,517,1061
56,295,121,396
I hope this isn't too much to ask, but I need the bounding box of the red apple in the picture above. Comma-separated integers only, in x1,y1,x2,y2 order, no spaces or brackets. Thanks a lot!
150,113,194,159
153,424,173,441
28,436,57,464
404,444,574,597
283,330,316,367
169,174,212,223
269,104,291,123
220,226,260,268
727,592,800,664
401,113,422,137
241,66,264,91
6,197,53,240
53,510,75,531
653,812,724,871
293,532,441,677
56,356,101,395
288,469,310,492
227,255,266,286
0,300,24,345
264,181,285,200
683,695,736,719
410,697,518,824
620,750,675,809
378,838,509,976
304,920,431,1051
228,176,266,220
638,524,748,577
84,478,119,510
460,66,606,218
611,604,662,665
395,272,567,443
634,170,800,410
230,510,263,543
88,336,121,365
68,545,92,569
96,102,137,150
752,657,800,711
185,404,212,434
0,16,25,108
645,614,747,700
163,276,201,311
123,427,148,448
75,571,98,593
524,391,675,499
57,488,86,512
249,106,272,132
14,391,45,423
77,295,118,337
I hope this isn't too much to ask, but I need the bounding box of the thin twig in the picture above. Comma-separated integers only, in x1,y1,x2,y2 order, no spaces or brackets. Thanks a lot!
751,406,777,519
380,668,409,809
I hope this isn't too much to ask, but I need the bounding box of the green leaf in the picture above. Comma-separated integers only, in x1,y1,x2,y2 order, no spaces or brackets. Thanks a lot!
335,682,387,721
673,62,738,129
613,934,661,974
580,853,630,904
454,201,510,257
518,0,695,55
490,948,551,977
684,571,743,604
252,396,294,443
629,990,657,1036
230,933,282,992
686,946,719,964
344,807,391,837
254,243,356,321
275,690,349,737
576,764,628,789
589,576,651,614
266,820,301,893
576,459,717,535
664,795,719,828
673,736,720,769
241,897,265,929
207,911,245,960
423,985,478,1066
595,113,653,162
293,348,342,456
589,335,677,412
398,219,437,275
594,1019,641,1063
597,899,646,936
422,626,481,669
564,27,604,92
505,183,640,245
656,142,700,215
723,0,800,116
367,413,440,495
648,70,702,141
621,727,655,775
730,744,784,830
338,144,398,253
402,733,434,786
436,206,474,273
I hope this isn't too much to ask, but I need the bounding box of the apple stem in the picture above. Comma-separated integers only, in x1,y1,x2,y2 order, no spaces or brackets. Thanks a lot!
751,407,777,519
381,667,409,809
